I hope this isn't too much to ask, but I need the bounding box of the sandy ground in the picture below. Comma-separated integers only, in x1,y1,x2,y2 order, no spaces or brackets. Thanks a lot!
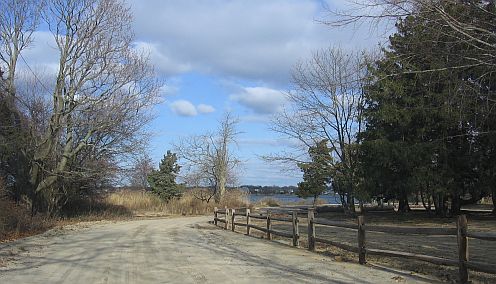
0,216,441,284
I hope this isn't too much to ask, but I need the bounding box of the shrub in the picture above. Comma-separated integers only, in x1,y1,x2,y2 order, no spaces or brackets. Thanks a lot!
0,177,54,241
256,197,280,207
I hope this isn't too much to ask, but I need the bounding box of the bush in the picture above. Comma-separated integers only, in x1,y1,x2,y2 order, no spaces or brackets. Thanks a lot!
0,178,54,241
256,197,280,207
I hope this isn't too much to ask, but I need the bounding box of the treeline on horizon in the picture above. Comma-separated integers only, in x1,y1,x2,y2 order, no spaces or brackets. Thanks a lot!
239,185,299,195
112,185,302,196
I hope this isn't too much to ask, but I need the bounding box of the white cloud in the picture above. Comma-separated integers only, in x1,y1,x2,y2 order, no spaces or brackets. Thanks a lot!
197,104,215,114
169,100,215,116
231,87,287,114
128,0,379,85
170,100,197,116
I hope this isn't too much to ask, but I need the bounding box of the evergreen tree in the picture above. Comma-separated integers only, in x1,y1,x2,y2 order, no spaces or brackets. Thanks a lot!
297,140,333,206
147,151,183,201
359,2,496,215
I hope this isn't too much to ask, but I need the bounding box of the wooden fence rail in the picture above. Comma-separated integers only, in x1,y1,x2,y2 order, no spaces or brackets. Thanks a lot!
213,207,496,283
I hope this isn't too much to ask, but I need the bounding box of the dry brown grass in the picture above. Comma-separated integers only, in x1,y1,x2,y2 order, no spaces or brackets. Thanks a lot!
0,179,54,242
0,186,249,242
105,190,166,212
104,189,250,215
254,197,281,207
0,199,55,242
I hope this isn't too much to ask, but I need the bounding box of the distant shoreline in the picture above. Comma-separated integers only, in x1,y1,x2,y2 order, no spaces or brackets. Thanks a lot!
248,193,340,204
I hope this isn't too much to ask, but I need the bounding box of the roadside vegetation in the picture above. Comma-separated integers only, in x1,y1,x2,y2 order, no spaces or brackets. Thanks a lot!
1,186,249,242
104,189,249,216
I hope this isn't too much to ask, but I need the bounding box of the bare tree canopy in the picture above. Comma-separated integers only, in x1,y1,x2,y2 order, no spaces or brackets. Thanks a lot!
268,46,372,212
0,0,44,95
324,0,496,72
270,47,370,160
129,153,154,189
1,0,161,214
174,113,240,203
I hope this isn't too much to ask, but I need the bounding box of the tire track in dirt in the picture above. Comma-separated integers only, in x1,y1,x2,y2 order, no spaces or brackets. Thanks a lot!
0,217,441,283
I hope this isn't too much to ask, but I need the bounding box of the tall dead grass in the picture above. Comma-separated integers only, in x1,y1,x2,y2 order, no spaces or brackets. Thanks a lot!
0,186,249,241
0,178,54,241
104,189,250,215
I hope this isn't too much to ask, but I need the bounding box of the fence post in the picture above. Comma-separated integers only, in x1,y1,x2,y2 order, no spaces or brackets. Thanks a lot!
267,210,272,240
357,215,366,264
308,208,315,251
224,206,229,230
457,215,468,284
231,208,236,232
246,209,251,235
214,207,218,226
266,210,272,240
292,211,300,247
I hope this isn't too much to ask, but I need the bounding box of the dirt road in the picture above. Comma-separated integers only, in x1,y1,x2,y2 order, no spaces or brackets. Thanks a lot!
0,216,439,283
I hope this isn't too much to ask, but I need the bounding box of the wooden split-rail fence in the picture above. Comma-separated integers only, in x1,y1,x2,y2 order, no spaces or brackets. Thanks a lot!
213,207,496,284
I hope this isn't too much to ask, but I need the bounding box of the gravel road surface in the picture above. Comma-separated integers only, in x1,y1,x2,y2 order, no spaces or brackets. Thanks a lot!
0,216,439,283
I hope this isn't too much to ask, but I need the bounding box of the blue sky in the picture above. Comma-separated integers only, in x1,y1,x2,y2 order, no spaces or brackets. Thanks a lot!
21,0,384,186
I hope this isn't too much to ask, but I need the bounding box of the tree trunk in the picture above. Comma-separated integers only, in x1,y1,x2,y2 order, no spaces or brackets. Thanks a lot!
398,192,410,213
434,193,441,216
214,175,226,203
347,193,355,213
451,194,461,216
420,189,432,215
339,193,347,212
433,193,450,217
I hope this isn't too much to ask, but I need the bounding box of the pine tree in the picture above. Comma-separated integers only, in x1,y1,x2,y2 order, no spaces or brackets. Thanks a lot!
297,140,333,206
147,151,183,201
359,2,496,215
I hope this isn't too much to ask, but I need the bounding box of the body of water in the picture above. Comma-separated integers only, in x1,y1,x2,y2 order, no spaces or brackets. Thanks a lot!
249,194,340,205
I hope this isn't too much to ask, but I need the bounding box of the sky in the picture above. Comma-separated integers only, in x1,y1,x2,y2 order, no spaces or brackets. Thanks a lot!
20,0,384,186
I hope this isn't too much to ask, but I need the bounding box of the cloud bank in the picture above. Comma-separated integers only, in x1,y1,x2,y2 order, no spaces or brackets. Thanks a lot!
128,0,374,85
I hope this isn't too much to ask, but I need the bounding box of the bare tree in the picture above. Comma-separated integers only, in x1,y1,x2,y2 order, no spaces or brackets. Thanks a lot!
268,46,371,212
14,69,53,137
175,113,241,203
0,1,44,205
0,0,162,214
0,0,44,96
324,0,496,73
129,153,154,190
